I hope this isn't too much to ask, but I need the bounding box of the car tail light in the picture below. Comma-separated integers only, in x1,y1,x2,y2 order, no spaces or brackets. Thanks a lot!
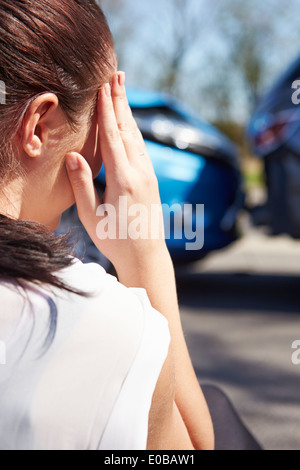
250,109,300,157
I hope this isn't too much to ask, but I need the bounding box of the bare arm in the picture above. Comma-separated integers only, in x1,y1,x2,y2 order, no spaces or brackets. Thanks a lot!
118,248,214,451
147,347,195,451
66,72,214,450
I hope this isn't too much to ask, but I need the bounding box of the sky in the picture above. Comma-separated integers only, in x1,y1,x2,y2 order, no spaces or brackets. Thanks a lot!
100,0,300,124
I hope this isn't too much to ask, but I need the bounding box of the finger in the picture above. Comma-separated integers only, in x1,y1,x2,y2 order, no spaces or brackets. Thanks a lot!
65,152,101,236
97,83,129,175
111,72,147,160
112,72,147,151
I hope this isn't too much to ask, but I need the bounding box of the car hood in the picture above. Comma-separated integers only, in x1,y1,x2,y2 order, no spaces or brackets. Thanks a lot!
127,89,240,170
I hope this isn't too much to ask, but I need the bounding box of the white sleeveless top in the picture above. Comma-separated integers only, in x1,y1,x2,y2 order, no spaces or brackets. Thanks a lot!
0,260,171,450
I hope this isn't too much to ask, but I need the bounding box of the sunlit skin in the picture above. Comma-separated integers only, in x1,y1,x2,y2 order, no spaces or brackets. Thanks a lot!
0,97,101,230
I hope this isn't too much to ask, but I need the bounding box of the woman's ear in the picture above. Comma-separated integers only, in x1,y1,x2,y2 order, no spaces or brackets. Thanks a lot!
21,93,59,158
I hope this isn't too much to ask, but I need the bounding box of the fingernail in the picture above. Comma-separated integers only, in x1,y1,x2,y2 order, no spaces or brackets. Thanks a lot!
66,154,79,171
118,71,126,87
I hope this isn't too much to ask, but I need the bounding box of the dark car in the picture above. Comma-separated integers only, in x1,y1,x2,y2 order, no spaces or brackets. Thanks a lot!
248,55,300,237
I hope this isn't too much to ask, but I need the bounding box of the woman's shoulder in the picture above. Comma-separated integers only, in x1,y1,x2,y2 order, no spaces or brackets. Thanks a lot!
0,258,169,353
30,260,170,450
55,258,161,329
0,259,171,450
57,258,167,325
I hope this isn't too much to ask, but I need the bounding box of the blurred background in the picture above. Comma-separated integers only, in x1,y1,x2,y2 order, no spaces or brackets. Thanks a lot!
101,0,300,170
98,0,300,241
64,0,300,450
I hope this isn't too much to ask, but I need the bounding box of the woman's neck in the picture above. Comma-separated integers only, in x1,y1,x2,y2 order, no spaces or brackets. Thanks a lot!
0,177,23,220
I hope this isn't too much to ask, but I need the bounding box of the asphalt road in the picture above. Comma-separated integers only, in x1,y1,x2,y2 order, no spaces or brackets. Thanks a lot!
176,227,300,451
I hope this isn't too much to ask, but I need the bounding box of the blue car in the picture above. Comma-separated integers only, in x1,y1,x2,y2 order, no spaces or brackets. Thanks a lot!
59,89,243,267
96,89,243,263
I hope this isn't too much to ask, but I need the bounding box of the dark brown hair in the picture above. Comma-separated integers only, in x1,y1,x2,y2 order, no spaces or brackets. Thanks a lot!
0,0,114,292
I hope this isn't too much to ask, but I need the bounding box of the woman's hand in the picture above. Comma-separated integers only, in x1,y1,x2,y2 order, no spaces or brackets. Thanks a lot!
65,72,167,274
66,72,214,451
